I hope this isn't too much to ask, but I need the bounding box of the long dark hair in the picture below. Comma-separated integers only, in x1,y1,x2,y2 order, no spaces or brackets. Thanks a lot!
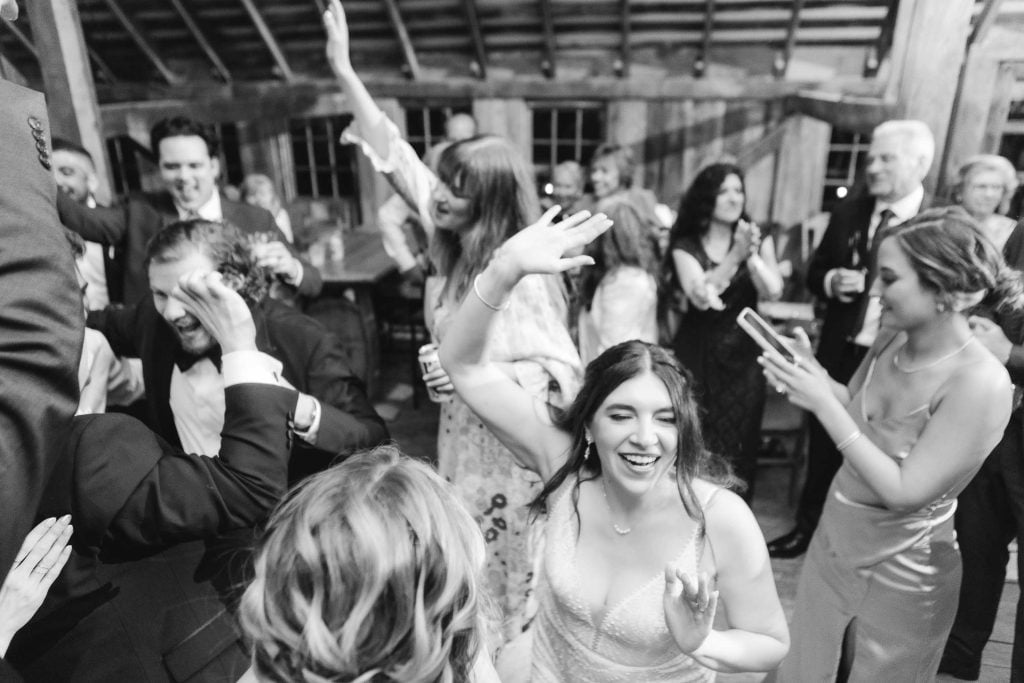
668,162,746,247
431,135,540,303
530,341,736,529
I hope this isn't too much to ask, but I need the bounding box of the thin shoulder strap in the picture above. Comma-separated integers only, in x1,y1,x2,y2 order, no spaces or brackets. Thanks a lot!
695,486,721,569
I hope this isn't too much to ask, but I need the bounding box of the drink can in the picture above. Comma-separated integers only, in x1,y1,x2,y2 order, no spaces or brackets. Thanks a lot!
418,343,452,403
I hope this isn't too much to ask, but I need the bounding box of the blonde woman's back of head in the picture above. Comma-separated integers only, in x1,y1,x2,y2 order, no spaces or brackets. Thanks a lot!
239,445,488,683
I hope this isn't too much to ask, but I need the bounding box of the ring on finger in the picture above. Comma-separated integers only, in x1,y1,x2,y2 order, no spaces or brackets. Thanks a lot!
33,565,51,573
775,384,787,394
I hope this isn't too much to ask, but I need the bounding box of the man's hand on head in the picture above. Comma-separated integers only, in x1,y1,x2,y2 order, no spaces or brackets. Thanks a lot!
252,241,303,285
172,270,257,354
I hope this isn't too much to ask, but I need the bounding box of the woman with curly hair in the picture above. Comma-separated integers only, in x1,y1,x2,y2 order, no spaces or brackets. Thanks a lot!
763,208,1022,680
323,0,581,640
951,154,1019,250
238,446,499,683
665,162,783,497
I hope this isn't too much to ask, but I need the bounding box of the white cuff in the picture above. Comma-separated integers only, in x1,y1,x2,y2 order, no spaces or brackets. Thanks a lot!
222,350,285,387
292,396,322,445
823,268,839,298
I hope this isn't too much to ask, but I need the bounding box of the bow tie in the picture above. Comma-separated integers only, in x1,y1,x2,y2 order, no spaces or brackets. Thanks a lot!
174,345,222,372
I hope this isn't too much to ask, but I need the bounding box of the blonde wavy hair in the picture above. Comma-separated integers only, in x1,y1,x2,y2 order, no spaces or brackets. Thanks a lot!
239,446,489,682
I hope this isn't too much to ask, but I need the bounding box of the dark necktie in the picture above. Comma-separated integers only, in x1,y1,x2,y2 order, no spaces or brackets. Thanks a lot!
850,208,895,337
173,344,222,372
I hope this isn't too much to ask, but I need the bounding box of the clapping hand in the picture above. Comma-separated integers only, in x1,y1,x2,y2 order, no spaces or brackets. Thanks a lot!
172,270,257,354
735,219,762,257
492,206,612,283
0,517,73,657
664,568,718,655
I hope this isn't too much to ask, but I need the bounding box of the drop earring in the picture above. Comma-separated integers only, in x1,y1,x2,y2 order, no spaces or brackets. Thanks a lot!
584,435,594,461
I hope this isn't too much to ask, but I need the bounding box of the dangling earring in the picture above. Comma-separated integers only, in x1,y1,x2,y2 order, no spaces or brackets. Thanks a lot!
937,301,947,313
584,435,594,461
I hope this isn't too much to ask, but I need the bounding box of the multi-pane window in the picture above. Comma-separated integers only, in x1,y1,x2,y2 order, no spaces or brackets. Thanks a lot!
531,105,606,183
822,129,871,212
289,115,359,202
404,103,474,158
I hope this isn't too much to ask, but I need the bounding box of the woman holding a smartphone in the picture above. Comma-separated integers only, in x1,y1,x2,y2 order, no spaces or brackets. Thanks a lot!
665,163,783,498
762,207,1020,680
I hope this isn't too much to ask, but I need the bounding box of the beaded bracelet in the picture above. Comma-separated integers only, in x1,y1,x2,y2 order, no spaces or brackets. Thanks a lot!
473,274,511,312
835,429,862,452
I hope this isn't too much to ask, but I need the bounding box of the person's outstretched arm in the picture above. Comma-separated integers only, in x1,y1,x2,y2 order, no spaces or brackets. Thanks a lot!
439,208,611,480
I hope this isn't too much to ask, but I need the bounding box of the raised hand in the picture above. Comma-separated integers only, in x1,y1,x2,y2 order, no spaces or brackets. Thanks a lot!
252,241,303,284
0,516,73,657
664,568,718,655
171,270,257,354
323,0,353,78
492,207,612,283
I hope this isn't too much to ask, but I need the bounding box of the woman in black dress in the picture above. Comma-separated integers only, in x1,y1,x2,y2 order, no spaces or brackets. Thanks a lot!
665,163,783,497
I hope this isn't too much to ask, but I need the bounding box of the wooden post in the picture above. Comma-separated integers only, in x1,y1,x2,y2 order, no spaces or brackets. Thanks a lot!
473,99,533,165
885,0,973,194
26,0,113,205
607,100,648,187
771,115,831,227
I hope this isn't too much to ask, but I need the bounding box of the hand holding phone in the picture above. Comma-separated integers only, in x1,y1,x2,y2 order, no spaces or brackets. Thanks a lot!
737,307,796,364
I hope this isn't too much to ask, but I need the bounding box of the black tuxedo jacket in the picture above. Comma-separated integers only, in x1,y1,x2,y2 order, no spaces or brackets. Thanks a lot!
0,82,82,579
807,191,929,373
57,190,323,305
6,383,297,682
89,297,388,482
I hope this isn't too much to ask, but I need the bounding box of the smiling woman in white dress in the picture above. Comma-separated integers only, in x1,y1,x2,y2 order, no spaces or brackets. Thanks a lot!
439,209,789,682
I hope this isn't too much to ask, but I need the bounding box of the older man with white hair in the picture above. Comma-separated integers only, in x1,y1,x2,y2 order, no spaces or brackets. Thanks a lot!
768,119,934,559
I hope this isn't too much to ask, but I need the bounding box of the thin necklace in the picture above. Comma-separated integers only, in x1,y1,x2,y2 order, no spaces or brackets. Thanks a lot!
893,336,974,374
601,480,632,536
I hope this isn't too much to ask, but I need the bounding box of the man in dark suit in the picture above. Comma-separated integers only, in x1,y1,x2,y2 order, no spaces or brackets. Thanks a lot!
941,221,1024,681
57,116,322,306
767,119,934,558
5,272,302,682
89,218,388,483
0,26,83,586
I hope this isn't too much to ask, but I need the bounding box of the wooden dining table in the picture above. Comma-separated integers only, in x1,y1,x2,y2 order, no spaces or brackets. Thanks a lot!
305,229,398,398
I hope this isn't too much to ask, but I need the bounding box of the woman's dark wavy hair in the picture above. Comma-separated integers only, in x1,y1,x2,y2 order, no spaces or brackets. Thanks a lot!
668,162,746,246
144,218,271,306
530,341,737,531
888,206,1024,314
431,135,540,303
577,195,661,310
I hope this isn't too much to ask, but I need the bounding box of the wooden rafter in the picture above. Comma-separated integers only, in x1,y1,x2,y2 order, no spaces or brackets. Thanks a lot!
168,0,232,83
4,17,117,84
99,0,180,84
87,46,118,84
969,0,1006,46
779,0,804,77
867,0,899,75
700,0,715,60
381,0,421,80
538,0,556,78
238,0,295,82
461,0,488,79
618,0,630,78
310,0,326,13
2,18,37,58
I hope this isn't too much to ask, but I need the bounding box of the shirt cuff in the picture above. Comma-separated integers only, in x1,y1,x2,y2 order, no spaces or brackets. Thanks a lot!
293,397,322,445
823,268,839,298
222,350,285,387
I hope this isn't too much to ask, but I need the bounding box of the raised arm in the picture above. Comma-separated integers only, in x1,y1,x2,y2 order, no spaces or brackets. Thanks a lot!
439,208,612,480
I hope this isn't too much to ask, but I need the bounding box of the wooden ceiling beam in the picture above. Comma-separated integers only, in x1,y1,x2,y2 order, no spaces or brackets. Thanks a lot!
538,0,556,78
2,18,37,58
969,0,1006,46
4,17,117,84
381,0,422,80
238,0,295,82
778,0,804,78
866,0,898,76
461,0,488,79
99,0,181,84
618,0,630,78
785,91,895,135
168,0,232,83
700,0,715,57
87,45,119,84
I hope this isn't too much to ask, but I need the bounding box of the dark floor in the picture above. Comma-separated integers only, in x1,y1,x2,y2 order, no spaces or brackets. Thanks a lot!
372,348,1017,682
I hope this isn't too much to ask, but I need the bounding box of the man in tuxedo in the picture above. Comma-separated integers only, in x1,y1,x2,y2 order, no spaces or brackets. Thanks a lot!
89,218,388,483
57,115,322,305
0,0,82,586
767,119,934,558
5,272,302,682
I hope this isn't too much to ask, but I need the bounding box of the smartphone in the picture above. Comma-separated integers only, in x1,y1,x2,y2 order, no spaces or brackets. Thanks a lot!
737,307,797,364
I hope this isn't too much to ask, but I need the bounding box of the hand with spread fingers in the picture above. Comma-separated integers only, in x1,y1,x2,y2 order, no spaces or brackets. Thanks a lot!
759,327,832,411
323,0,354,78
491,206,613,283
0,516,73,657
171,270,257,354
664,568,719,655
